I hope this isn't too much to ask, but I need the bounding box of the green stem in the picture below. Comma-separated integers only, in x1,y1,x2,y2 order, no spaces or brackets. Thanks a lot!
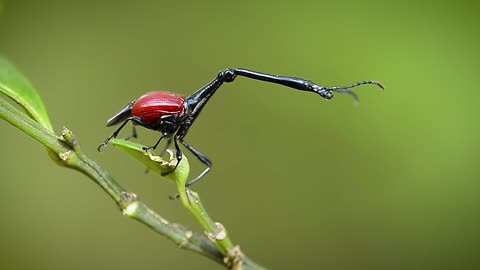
176,183,257,269
0,97,67,153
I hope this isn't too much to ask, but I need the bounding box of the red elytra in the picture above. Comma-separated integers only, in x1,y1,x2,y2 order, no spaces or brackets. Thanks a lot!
131,91,186,125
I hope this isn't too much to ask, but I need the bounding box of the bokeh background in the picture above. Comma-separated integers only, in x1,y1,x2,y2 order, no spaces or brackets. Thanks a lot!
0,0,479,269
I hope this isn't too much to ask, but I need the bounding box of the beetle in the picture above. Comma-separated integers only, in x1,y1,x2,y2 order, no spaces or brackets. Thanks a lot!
98,68,383,187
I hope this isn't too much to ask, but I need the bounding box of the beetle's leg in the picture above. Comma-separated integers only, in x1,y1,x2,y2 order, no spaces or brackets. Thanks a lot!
173,137,182,170
143,114,179,151
161,137,182,176
124,125,137,141
158,137,173,156
179,139,212,187
143,136,164,151
98,118,133,151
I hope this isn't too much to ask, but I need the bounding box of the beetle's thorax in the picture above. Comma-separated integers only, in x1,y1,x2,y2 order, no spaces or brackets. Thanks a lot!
152,106,188,134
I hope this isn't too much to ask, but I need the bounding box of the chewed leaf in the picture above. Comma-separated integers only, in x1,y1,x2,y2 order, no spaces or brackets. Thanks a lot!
110,138,189,183
0,57,53,130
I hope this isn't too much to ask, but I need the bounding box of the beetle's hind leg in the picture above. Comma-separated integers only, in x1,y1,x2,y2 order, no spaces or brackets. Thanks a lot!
123,125,138,141
180,139,211,187
159,137,173,157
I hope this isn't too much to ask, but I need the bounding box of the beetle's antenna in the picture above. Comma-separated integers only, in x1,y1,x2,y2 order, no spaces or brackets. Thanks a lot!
327,80,384,92
326,80,384,101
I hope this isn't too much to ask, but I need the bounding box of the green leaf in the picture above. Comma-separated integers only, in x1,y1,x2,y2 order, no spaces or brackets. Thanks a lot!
0,57,53,130
110,138,189,184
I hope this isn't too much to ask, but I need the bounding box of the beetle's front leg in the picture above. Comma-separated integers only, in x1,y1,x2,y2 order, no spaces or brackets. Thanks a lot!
160,137,182,176
142,115,179,151
142,136,165,151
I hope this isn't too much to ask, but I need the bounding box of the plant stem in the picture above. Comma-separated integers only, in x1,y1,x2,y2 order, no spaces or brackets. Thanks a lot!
177,184,234,253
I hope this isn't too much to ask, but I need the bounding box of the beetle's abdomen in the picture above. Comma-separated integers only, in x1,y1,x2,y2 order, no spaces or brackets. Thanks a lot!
132,91,186,125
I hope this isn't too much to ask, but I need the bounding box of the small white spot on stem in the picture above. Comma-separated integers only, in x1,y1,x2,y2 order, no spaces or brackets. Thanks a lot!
58,150,73,161
122,201,140,216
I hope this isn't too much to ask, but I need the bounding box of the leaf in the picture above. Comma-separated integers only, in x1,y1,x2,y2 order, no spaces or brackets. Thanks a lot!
0,57,53,130
110,138,189,184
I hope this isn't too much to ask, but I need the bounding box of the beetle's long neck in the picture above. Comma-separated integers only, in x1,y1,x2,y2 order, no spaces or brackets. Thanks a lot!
186,72,230,118
177,71,233,139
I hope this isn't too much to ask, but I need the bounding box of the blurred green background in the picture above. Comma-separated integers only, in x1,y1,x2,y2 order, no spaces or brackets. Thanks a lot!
0,0,479,269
